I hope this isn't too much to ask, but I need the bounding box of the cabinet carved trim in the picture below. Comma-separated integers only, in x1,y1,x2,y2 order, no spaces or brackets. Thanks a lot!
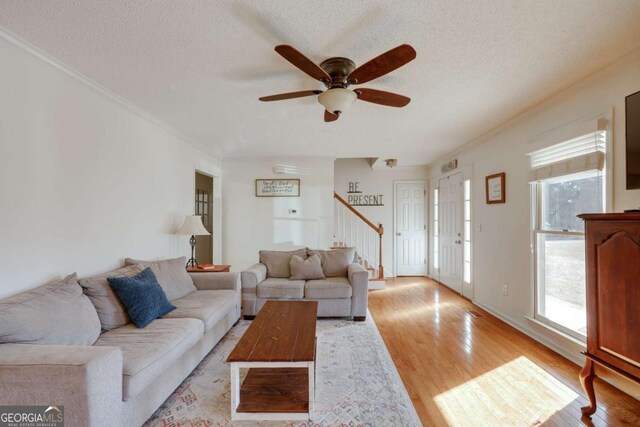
595,230,640,246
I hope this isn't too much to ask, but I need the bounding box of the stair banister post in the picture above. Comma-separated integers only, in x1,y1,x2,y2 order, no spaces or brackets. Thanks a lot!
378,223,384,279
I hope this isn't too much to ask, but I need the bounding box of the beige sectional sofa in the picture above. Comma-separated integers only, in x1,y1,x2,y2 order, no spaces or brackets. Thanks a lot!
0,257,241,427
241,247,369,320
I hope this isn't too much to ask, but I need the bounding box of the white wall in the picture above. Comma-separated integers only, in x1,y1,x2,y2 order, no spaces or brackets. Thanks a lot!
222,157,334,271
428,49,640,366
0,37,221,299
334,158,430,277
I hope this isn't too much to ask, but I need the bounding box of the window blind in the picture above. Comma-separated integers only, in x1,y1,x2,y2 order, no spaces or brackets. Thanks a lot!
529,120,607,182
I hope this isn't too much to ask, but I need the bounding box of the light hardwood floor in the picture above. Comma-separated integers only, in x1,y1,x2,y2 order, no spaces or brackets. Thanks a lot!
368,277,640,427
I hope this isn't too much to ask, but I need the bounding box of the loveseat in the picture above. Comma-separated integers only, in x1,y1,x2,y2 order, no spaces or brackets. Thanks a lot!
0,256,241,427
241,247,369,320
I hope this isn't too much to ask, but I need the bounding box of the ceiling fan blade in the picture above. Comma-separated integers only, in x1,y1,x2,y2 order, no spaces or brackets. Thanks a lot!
274,45,331,82
355,88,411,107
259,90,322,102
324,110,339,122
348,44,416,84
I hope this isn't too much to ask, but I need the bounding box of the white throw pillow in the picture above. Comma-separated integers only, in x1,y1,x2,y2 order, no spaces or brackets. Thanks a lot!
290,253,325,280
260,249,308,278
308,247,356,277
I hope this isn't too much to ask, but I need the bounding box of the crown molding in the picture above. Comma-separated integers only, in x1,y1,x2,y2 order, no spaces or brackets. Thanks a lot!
0,26,220,159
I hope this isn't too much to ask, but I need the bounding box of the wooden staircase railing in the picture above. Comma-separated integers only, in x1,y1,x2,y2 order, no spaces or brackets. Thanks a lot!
333,192,384,279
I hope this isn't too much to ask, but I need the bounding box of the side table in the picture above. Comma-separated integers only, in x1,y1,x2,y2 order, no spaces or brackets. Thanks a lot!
187,265,231,273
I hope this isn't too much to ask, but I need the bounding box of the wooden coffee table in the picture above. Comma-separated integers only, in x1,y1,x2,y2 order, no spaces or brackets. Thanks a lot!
226,300,318,421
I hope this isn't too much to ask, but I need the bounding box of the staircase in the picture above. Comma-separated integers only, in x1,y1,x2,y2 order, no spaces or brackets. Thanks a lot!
333,192,385,282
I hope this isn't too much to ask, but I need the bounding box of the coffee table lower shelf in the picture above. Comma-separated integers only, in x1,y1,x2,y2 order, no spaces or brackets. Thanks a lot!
230,363,315,421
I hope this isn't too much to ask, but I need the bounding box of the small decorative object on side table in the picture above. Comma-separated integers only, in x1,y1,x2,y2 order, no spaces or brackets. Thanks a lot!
186,264,231,273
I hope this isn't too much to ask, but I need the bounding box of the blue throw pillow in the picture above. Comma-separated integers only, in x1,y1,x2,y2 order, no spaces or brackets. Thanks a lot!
107,267,175,328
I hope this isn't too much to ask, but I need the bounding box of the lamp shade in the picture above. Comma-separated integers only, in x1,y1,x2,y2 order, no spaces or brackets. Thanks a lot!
177,215,210,236
317,88,357,114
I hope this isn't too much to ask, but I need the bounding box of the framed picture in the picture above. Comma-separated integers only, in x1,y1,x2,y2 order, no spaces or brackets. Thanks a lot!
485,172,506,204
255,179,300,197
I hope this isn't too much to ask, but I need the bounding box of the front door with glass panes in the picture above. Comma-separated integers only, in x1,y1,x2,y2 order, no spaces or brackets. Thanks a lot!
438,173,463,293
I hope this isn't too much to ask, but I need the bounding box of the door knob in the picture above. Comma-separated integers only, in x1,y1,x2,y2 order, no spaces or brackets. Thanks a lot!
396,232,402,236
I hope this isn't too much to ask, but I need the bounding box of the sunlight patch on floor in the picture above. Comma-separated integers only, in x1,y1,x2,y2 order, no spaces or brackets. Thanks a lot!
433,356,579,426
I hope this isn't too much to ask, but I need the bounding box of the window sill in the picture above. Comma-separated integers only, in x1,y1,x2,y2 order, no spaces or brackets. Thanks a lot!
524,316,586,349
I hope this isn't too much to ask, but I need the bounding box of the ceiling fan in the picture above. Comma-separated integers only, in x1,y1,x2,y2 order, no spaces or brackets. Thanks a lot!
259,44,416,122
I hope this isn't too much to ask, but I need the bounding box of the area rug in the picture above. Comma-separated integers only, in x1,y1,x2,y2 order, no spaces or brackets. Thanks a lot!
144,314,421,427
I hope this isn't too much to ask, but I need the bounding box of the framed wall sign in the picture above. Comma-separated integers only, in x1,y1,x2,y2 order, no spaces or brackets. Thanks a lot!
346,181,384,206
485,172,506,204
255,179,300,197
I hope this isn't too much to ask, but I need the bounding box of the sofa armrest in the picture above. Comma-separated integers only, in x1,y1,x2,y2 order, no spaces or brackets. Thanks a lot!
241,263,267,290
348,263,369,318
0,344,123,426
189,271,240,292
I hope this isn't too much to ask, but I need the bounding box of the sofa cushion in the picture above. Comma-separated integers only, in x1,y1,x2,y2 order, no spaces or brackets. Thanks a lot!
124,257,196,301
256,278,305,299
259,249,307,278
290,253,325,280
163,290,236,331
305,277,353,299
0,274,101,346
107,268,176,329
309,247,356,277
79,264,143,330
94,318,203,400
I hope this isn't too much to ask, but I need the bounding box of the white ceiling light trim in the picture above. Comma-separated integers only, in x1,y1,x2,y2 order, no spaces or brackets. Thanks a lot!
318,88,357,115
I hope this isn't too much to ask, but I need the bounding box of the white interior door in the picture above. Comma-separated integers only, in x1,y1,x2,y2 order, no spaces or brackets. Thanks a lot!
395,181,426,276
438,173,463,292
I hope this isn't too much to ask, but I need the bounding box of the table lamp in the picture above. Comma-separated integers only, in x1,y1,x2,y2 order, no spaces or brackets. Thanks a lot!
177,215,211,268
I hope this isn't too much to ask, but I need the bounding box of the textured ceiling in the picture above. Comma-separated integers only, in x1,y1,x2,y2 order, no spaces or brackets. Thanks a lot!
1,0,640,164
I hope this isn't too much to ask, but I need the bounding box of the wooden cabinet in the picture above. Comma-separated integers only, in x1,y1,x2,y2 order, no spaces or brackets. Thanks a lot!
578,213,640,417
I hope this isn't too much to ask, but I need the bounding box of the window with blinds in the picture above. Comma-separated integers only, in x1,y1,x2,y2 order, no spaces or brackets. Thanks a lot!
529,121,606,182
529,117,608,341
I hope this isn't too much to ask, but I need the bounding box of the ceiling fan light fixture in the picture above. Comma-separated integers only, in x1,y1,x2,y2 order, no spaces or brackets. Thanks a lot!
318,88,357,115
385,158,398,168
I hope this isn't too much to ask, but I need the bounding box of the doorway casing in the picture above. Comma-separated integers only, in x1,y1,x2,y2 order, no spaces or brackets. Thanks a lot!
193,167,222,265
